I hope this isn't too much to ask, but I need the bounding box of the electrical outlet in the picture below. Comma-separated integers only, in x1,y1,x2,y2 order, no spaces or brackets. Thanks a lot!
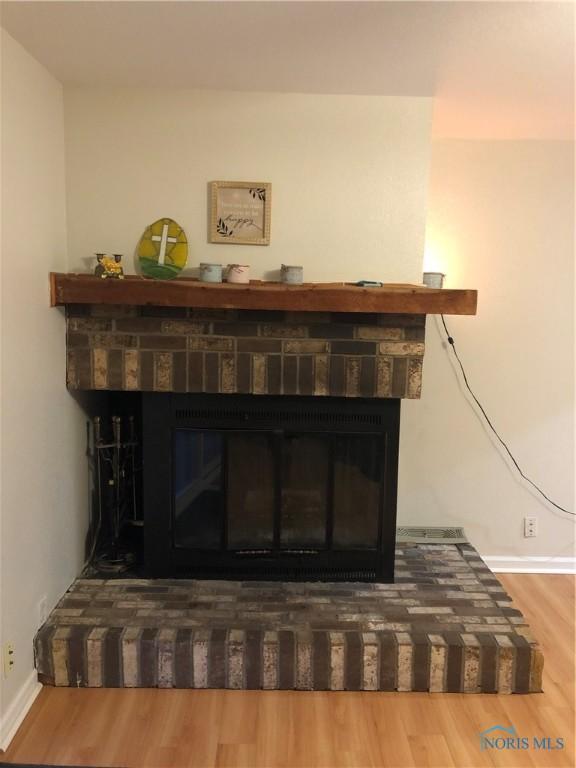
38,596,48,627
524,516,538,538
3,643,15,677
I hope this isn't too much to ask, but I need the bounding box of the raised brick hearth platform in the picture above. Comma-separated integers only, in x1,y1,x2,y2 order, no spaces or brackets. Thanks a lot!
34,543,542,693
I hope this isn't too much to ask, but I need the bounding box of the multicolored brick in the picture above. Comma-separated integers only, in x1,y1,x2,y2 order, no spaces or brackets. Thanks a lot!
65,306,425,398
34,543,543,693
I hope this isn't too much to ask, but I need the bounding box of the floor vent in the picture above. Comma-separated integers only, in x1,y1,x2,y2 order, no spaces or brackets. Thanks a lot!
175,566,378,582
396,526,468,544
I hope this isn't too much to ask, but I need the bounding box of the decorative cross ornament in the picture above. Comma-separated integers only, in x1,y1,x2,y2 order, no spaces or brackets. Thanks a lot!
137,217,188,280
151,223,178,266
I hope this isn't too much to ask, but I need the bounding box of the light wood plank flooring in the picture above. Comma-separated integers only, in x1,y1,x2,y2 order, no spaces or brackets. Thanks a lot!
1,573,573,768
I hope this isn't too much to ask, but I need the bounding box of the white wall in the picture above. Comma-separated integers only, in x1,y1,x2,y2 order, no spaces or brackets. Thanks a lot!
62,88,574,566
399,139,575,566
64,88,432,283
0,30,87,745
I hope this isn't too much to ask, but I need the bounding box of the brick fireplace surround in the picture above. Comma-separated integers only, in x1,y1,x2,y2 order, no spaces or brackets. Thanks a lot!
66,304,425,399
39,275,543,693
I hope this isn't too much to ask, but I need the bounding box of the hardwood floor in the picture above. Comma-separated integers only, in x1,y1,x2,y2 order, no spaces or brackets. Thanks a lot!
1,573,573,768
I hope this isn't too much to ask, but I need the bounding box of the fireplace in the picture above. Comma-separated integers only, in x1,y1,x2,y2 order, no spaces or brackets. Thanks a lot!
39,276,509,695
143,393,400,581
51,273,477,583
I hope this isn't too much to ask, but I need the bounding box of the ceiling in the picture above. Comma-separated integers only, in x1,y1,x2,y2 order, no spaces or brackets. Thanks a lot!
1,1,573,139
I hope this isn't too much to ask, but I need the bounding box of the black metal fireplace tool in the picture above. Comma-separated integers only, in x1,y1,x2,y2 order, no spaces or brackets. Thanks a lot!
87,415,140,573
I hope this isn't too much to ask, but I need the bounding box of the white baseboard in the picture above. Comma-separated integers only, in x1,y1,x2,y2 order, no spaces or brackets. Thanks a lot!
0,669,42,752
482,555,576,574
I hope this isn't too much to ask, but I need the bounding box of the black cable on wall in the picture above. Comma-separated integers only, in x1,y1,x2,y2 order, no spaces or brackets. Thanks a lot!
440,315,573,517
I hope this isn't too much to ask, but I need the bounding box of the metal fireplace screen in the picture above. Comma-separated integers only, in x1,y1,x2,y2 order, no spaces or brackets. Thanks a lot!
143,394,400,581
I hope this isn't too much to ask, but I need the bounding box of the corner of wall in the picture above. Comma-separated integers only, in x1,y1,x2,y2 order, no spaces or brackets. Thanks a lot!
0,671,42,752
1,28,87,742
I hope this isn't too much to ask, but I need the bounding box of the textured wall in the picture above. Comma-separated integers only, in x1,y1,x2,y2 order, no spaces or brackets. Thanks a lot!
399,139,574,565
63,88,432,284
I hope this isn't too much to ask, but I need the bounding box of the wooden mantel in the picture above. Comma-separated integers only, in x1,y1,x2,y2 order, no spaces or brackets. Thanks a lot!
50,273,477,315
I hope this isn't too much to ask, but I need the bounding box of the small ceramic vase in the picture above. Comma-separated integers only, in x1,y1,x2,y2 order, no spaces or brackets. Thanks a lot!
423,272,445,289
199,263,223,283
281,264,304,284
227,264,250,284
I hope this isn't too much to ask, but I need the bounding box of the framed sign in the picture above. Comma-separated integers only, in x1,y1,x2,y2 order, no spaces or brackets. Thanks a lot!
209,181,271,245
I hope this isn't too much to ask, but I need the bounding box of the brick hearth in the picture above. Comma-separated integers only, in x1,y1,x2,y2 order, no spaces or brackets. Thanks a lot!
34,543,543,693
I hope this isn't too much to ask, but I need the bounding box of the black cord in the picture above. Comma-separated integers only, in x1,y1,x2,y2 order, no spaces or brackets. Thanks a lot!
440,315,574,516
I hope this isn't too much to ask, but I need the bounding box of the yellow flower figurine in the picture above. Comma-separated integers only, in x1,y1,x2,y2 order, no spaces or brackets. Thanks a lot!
95,253,124,279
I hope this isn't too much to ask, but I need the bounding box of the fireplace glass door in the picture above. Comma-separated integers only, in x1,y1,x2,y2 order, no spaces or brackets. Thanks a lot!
173,428,382,555
144,394,400,581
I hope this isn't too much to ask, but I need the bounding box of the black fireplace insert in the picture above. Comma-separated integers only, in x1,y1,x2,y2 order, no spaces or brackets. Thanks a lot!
143,393,400,581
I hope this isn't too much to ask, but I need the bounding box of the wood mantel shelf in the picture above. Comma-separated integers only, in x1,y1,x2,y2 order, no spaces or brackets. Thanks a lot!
50,273,477,315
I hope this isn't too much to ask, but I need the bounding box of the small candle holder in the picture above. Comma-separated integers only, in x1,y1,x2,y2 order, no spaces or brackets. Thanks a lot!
423,272,445,289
